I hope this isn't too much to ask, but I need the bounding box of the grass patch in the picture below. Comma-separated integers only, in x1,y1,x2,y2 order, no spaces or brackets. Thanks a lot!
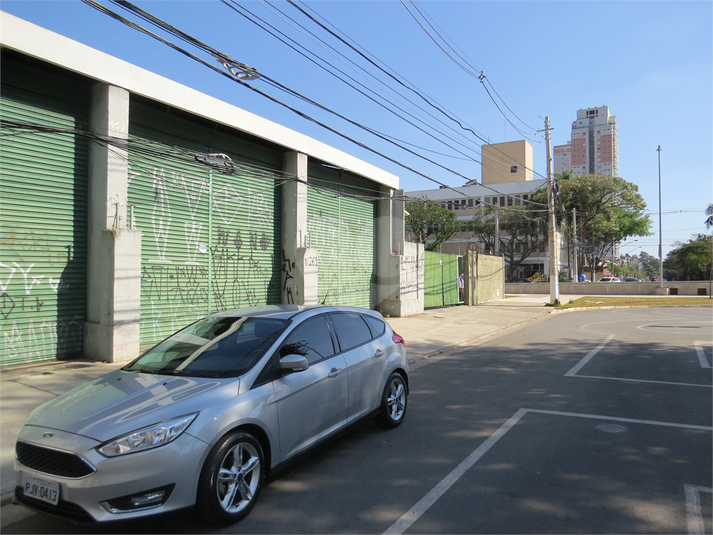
557,296,713,309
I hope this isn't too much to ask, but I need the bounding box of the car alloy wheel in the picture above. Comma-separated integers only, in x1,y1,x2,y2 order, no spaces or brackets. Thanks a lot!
376,372,407,428
197,431,264,525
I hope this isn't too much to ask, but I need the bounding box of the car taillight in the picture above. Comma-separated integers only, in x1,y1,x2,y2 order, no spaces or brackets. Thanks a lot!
392,332,405,346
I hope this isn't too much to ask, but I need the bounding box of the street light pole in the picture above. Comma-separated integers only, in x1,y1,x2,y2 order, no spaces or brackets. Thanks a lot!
657,145,663,287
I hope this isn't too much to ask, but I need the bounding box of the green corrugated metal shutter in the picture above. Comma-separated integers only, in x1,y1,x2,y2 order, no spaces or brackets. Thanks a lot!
127,100,282,348
424,251,459,308
307,168,377,309
0,57,89,366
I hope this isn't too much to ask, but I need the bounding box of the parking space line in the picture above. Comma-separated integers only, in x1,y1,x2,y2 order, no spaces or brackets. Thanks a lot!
565,335,615,377
685,484,712,535
695,342,711,369
527,409,713,431
383,408,712,535
571,375,712,388
382,409,529,535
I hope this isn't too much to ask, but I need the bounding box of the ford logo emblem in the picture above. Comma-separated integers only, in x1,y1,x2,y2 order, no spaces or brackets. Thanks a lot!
42,432,53,438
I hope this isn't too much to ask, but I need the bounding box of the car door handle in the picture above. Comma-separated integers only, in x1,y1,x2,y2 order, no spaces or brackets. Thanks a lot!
374,349,384,358
328,367,342,378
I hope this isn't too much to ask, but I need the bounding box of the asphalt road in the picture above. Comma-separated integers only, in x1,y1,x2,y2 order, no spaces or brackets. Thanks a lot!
2,307,711,534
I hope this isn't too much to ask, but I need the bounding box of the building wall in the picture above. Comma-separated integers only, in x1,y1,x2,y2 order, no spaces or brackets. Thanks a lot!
0,13,418,366
505,281,708,296
481,140,533,185
466,251,504,304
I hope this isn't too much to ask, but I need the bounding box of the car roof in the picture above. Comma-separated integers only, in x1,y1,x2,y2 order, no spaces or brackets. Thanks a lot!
207,305,382,321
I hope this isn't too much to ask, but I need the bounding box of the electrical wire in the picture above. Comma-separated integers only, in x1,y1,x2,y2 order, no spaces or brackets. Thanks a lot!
223,0,484,165
400,1,540,138
286,0,548,182
79,1,552,209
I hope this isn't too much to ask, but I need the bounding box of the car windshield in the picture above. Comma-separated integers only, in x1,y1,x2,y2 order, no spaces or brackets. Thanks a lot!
124,316,288,378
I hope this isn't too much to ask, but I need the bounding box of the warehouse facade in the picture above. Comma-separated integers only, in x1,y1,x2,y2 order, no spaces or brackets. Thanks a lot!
0,13,416,367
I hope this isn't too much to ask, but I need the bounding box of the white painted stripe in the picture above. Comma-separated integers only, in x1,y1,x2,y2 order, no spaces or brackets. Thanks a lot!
382,409,529,535
694,342,711,369
565,335,615,377
574,375,712,389
527,409,713,431
685,484,712,535
382,409,712,535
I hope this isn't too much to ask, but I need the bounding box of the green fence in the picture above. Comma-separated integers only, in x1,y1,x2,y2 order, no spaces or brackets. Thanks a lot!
424,251,460,308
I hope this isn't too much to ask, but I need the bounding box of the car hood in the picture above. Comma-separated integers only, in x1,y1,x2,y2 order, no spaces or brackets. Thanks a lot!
24,369,238,441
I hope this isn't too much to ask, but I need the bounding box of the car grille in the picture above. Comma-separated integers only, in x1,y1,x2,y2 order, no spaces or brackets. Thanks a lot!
16,442,95,478
14,487,95,523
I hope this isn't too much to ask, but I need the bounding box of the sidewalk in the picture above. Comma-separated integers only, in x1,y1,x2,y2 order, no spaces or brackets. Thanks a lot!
0,294,575,505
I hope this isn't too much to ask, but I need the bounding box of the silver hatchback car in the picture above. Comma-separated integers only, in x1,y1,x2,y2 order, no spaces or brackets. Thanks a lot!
14,306,408,525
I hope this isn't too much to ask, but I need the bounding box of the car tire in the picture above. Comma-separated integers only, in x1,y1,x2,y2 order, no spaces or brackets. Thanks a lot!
196,431,264,525
375,372,407,428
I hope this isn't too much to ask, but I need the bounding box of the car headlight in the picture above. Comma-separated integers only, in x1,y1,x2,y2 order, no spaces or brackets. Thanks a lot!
97,414,198,457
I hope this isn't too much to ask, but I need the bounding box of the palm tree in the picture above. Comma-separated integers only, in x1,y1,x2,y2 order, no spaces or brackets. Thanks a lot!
706,203,713,229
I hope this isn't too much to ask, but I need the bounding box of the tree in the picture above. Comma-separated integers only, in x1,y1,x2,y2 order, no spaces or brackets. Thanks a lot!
664,234,712,280
464,206,546,281
533,174,652,272
637,251,661,279
705,204,713,229
405,195,459,252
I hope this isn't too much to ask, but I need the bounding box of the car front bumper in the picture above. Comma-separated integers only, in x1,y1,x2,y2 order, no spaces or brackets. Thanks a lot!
14,425,208,522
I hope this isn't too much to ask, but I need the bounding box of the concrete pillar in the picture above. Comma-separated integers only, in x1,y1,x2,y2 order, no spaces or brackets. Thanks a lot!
376,189,423,317
281,151,317,305
376,188,399,315
84,83,141,363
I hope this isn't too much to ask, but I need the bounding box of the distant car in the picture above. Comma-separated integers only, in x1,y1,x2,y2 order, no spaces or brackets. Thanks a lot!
14,306,409,525
597,277,621,282
624,277,640,282
649,277,659,282
510,278,534,283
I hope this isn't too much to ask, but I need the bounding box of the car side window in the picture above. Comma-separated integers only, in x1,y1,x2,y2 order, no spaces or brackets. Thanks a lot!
330,313,373,352
363,315,386,338
280,316,335,365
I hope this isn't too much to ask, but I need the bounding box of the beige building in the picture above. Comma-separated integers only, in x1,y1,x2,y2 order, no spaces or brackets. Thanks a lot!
480,140,534,184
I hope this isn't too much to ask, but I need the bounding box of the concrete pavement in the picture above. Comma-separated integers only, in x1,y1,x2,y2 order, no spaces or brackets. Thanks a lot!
0,294,577,505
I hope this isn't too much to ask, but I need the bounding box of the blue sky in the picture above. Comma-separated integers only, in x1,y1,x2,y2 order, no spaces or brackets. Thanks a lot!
2,0,711,258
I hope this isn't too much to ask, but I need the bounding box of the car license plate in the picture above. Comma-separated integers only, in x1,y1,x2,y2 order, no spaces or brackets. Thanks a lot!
22,474,59,506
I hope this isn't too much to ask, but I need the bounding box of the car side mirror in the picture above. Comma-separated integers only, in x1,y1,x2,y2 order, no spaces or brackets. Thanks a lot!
279,354,309,373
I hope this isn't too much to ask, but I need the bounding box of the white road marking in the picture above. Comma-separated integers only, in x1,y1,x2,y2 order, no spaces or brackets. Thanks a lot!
382,408,529,535
383,409,712,535
573,375,712,388
685,484,712,535
565,335,615,377
527,409,713,431
694,342,711,369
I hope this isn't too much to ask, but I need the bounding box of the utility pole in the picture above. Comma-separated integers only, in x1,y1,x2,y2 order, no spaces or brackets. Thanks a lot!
572,207,578,282
494,207,500,255
657,145,664,288
545,117,560,303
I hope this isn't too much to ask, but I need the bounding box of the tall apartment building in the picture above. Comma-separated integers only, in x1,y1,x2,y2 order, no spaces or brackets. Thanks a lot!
554,106,619,177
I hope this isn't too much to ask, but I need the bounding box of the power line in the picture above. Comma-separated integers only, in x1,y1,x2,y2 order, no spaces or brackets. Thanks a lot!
222,0,485,165
400,0,540,139
83,0,549,209
83,0,473,196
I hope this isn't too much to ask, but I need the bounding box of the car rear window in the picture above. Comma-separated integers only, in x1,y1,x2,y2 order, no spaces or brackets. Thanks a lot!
363,315,386,337
329,313,373,351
